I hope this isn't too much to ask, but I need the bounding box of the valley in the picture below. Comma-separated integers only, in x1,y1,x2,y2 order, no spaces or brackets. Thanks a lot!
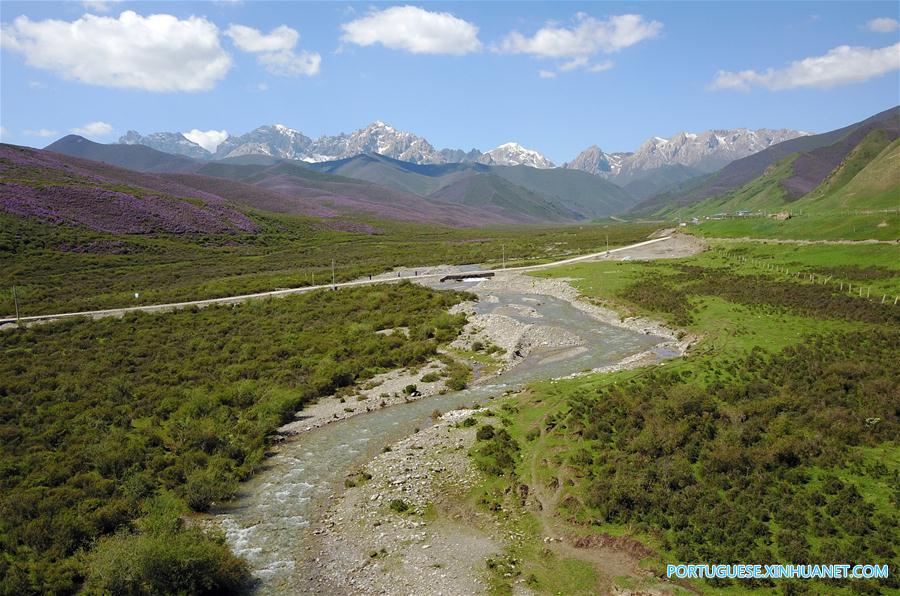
0,11,897,591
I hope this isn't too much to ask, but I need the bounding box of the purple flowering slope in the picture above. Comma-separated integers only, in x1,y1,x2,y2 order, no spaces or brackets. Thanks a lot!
0,144,259,234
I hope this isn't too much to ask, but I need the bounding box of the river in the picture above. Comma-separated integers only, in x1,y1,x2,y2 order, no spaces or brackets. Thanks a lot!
210,278,670,593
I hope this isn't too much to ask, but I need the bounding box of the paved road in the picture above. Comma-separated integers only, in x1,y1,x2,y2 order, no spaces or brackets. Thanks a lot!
0,236,671,327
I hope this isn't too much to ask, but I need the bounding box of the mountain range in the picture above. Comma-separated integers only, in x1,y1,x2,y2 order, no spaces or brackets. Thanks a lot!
118,121,807,194
2,106,893,234
43,134,633,225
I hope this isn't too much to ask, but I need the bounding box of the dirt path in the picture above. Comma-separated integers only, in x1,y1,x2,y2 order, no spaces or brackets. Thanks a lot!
1,236,674,327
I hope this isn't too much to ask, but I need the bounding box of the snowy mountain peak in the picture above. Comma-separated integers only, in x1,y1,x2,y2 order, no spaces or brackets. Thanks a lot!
563,145,629,176
478,142,555,169
567,127,810,183
117,130,210,159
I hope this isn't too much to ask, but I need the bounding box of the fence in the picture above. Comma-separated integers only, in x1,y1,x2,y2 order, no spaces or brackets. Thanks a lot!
714,247,899,306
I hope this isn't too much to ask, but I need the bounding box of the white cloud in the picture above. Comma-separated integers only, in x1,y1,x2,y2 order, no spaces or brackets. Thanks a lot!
497,13,660,77
559,56,588,72
257,82,269,91
538,69,557,79
588,60,615,73
0,126,9,140
226,24,321,76
82,0,123,13
183,129,229,152
226,24,298,53
24,128,58,138
258,50,321,76
497,13,662,58
710,43,900,91
867,17,899,33
71,121,113,136
340,5,482,55
0,11,232,92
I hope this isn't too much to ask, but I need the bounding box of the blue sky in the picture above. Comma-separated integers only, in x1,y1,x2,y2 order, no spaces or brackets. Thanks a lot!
1,1,898,162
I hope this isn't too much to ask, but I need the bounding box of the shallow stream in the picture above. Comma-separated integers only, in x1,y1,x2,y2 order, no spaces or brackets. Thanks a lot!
211,280,668,592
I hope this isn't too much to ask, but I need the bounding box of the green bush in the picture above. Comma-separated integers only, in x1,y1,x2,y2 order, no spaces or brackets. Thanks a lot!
84,527,251,595
389,499,409,514
476,425,496,441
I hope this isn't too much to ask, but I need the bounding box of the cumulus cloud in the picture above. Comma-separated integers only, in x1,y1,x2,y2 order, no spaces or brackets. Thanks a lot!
82,0,123,13
71,121,113,137
183,129,229,152
0,126,9,140
867,17,900,33
226,24,321,76
0,11,231,92
497,13,660,77
24,128,58,138
538,69,557,79
709,43,900,91
226,24,297,53
340,5,482,55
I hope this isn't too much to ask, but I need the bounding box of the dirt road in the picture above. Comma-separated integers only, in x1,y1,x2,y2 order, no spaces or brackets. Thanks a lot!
1,235,676,327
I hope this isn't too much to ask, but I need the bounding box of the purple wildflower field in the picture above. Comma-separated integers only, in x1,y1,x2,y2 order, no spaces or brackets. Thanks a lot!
0,144,259,235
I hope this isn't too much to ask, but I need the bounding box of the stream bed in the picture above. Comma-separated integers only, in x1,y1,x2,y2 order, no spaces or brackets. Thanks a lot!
211,280,669,593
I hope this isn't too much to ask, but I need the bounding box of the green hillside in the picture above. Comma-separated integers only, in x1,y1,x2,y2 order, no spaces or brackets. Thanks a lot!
491,165,636,217
798,134,900,212
648,125,899,241
664,155,798,217
426,172,580,221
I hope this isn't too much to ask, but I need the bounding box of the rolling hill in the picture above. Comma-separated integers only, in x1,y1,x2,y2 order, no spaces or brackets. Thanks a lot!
632,107,900,214
307,153,637,219
44,135,201,173
634,106,900,217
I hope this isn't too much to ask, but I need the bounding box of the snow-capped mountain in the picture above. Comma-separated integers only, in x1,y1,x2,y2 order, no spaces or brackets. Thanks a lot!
118,123,551,169
214,124,312,160
619,128,809,178
563,145,631,177
477,142,555,169
118,130,211,160
566,128,810,183
304,121,445,164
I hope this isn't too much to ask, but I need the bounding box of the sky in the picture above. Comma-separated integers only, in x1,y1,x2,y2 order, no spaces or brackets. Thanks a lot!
1,1,899,162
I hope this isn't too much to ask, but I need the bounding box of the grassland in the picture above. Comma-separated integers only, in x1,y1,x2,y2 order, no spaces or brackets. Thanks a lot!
0,213,658,316
467,240,899,594
692,212,898,242
0,282,471,594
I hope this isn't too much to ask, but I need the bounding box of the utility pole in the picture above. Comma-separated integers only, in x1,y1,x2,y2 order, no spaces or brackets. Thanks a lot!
606,233,609,253
12,286,20,327
502,244,506,269
331,258,336,289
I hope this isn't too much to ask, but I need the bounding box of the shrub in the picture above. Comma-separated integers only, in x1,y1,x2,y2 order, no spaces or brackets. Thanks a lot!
476,425,496,441
389,499,409,514
84,527,251,595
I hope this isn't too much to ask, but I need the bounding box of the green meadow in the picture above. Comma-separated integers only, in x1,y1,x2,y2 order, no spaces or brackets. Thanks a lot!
469,240,899,594
0,214,657,316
